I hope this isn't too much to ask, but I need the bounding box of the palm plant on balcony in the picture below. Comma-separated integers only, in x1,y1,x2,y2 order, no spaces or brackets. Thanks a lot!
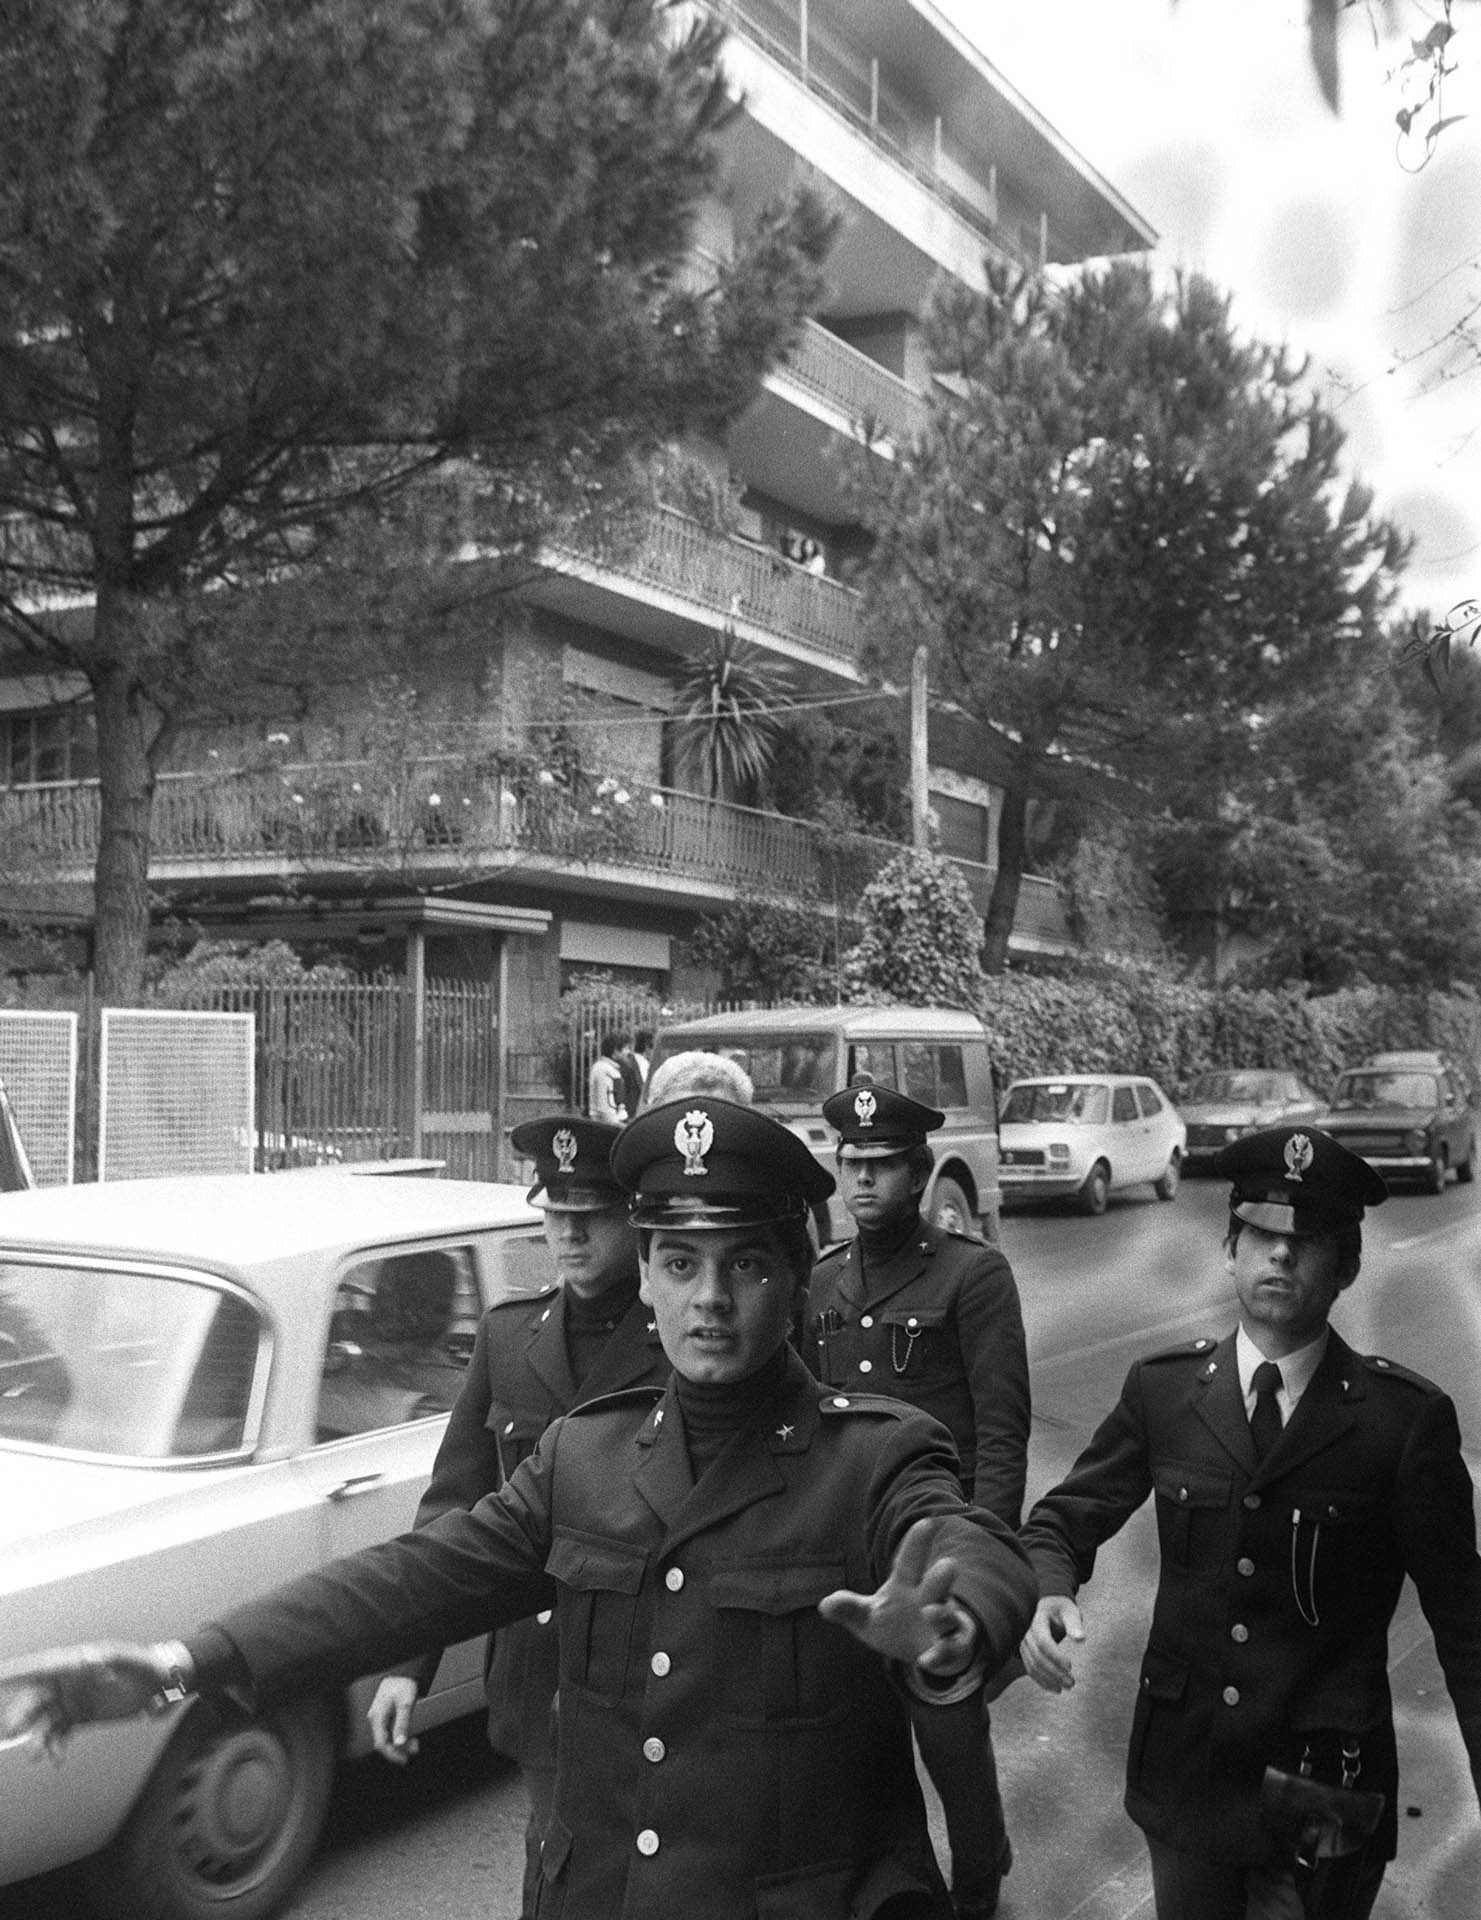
672,626,794,806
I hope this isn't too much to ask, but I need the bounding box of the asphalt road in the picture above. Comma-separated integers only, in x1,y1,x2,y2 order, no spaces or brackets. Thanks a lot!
12,1169,1481,1920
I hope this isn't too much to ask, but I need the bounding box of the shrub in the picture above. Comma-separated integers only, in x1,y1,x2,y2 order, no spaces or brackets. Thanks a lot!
842,850,986,1010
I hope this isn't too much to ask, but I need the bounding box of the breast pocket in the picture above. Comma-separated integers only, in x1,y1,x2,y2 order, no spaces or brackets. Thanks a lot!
487,1404,545,1479
712,1560,851,1728
546,1529,647,1704
879,1308,949,1383
1153,1461,1233,1567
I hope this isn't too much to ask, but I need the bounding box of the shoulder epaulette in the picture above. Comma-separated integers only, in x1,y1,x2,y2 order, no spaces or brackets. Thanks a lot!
1145,1337,1221,1363
1360,1352,1439,1392
565,1384,666,1419
817,1389,914,1420
487,1283,558,1312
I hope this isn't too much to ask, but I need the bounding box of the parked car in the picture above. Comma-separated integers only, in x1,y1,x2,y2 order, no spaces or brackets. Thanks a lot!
1363,1049,1481,1110
998,1074,1186,1215
0,1170,549,1920
1179,1068,1326,1169
649,1005,1002,1241
1314,1064,1476,1192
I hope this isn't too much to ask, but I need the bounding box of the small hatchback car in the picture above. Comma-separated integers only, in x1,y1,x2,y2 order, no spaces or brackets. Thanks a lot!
998,1074,1186,1215
1,1171,548,1920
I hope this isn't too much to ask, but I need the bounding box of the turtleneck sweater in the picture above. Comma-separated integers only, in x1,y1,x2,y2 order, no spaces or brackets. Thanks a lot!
564,1271,640,1389
673,1343,790,1476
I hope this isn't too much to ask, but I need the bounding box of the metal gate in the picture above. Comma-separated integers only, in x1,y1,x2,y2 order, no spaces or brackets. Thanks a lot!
99,1009,254,1181
0,1009,77,1186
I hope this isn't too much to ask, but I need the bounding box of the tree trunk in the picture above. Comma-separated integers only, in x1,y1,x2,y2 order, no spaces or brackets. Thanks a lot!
982,778,1029,975
90,634,160,1007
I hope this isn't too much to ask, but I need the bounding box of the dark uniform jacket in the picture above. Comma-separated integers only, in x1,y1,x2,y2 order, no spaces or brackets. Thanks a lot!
412,1280,669,1764
806,1218,1030,1524
1020,1327,1481,1865
200,1351,1038,1920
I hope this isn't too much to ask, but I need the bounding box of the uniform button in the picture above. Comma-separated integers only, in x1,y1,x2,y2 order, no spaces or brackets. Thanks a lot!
1177,1486,1190,1503
1231,1624,1249,1644
1243,1493,1261,1510
1222,1686,1241,1707
643,1737,666,1763
636,1829,660,1856
831,1396,850,1409
907,1316,919,1329
537,1609,553,1626
651,1652,671,1677
860,1315,873,1329
858,1359,873,1374
665,1567,684,1592
504,1421,515,1435
1237,1558,1255,1578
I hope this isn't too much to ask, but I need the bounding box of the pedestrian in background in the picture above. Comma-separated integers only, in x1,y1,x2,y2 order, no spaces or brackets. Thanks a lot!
366,1114,668,1919
806,1085,1030,1919
587,1030,629,1122
1,1098,1038,1920
1019,1126,1481,1920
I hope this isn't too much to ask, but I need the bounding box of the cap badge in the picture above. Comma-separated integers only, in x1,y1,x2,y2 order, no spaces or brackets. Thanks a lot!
853,1088,877,1127
1283,1132,1314,1182
675,1108,714,1177
552,1127,579,1175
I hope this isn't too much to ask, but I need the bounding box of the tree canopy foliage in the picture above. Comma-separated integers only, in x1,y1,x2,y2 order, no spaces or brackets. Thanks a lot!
853,259,1409,975
0,0,833,999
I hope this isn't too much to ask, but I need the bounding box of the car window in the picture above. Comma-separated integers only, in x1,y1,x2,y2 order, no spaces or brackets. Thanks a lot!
316,1244,474,1441
1001,1082,1109,1125
0,1262,264,1459
1134,1083,1164,1117
900,1042,969,1109
846,1042,898,1091
1333,1071,1439,1109
1111,1086,1139,1123
485,1228,555,1303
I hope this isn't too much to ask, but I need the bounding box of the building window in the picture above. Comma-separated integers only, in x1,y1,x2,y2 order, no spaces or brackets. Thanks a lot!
1,706,98,788
930,790,992,865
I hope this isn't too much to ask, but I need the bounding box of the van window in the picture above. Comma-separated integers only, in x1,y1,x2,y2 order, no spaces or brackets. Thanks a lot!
652,1036,834,1107
902,1043,969,1109
846,1042,898,1090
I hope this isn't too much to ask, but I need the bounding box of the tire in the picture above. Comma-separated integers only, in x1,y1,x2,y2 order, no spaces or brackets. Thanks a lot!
930,1176,976,1238
1153,1152,1181,1202
1424,1146,1448,1195
1077,1161,1111,1216
84,1694,337,1920
1458,1137,1476,1185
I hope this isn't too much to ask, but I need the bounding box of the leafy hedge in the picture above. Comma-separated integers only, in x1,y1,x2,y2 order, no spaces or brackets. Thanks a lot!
977,965,1481,1099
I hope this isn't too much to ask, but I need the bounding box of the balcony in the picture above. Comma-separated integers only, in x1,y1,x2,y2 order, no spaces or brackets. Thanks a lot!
779,316,929,448
0,762,1072,952
539,503,863,675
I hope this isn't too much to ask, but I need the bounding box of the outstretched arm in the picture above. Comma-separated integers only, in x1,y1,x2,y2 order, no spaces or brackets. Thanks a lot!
818,1516,980,1684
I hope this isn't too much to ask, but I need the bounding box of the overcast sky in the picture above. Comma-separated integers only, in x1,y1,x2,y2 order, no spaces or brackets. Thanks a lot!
938,0,1481,625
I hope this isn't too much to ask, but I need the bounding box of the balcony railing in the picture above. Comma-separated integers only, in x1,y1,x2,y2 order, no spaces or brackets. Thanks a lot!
782,318,929,447
555,504,862,669
1,761,1071,949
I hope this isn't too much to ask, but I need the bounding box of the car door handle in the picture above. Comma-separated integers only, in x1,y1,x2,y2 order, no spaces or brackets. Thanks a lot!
327,1472,385,1502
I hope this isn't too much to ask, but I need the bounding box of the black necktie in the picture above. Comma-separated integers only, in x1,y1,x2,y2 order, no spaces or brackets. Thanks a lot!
1250,1360,1284,1460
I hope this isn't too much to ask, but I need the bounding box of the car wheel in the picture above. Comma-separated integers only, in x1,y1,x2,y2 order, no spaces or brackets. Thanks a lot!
1153,1152,1181,1202
931,1176,976,1238
1458,1137,1476,1185
1077,1161,1111,1216
84,1695,337,1920
1425,1146,1449,1195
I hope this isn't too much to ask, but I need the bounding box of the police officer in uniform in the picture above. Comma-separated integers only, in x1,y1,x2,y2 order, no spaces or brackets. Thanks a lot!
1,1099,1038,1920
806,1085,1030,1917
1019,1126,1481,1919
366,1114,668,1919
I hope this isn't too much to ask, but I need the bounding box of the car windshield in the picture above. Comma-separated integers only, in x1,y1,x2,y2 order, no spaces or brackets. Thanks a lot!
0,1261,263,1460
1331,1071,1439,1110
1187,1071,1285,1103
1001,1082,1109,1125
655,1036,834,1108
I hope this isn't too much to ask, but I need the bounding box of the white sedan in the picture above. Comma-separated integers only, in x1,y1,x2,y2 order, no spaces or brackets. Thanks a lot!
998,1074,1187,1215
1,1170,549,1920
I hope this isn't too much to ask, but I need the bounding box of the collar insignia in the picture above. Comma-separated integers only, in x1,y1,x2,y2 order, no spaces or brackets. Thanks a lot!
775,1423,795,1441
1283,1132,1314,1182
676,1107,714,1177
552,1127,578,1175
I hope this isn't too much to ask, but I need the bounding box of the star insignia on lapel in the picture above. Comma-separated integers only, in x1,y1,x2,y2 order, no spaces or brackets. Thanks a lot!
775,1423,795,1441
646,1320,657,1333
653,1408,664,1426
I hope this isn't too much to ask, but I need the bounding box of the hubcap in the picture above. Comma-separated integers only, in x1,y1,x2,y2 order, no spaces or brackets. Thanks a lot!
172,1726,293,1881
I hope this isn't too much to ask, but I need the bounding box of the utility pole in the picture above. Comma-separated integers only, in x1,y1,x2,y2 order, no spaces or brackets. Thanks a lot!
910,645,930,849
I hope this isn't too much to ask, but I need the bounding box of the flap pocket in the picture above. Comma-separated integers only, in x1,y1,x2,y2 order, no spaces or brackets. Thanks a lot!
711,1560,846,1615
1299,1488,1379,1525
879,1308,947,1332
1138,1647,1189,1704
547,1529,647,1595
1154,1461,1232,1509
485,1404,545,1445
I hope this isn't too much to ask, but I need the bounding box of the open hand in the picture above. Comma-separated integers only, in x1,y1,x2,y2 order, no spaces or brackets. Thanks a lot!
0,1643,178,1762
818,1517,978,1675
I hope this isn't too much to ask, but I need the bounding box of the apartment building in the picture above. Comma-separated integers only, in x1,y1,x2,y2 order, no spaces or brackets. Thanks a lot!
1,1,1153,1134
